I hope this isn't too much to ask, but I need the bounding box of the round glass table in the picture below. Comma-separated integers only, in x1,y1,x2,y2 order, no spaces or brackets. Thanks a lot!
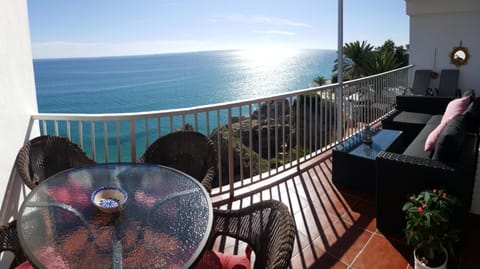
17,163,213,269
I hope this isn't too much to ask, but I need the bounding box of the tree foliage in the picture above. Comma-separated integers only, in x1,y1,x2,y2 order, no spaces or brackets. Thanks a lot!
331,39,408,82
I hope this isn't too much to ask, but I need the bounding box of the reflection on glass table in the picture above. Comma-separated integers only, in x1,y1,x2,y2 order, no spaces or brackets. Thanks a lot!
17,163,213,269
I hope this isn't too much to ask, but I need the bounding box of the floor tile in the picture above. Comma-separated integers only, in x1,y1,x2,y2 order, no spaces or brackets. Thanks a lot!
313,219,373,265
212,154,480,269
351,233,409,269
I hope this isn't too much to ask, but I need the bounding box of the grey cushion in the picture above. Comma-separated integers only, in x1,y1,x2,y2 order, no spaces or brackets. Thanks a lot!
463,97,480,132
425,114,442,127
392,111,433,125
462,89,476,102
403,121,438,159
432,115,466,163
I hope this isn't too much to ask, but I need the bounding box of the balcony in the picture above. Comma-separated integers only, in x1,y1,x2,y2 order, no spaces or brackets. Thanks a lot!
11,66,480,268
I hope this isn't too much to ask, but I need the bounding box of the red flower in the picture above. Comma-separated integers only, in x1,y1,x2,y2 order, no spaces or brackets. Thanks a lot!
422,203,427,209
442,193,447,198
409,196,415,201
433,189,437,193
417,207,424,214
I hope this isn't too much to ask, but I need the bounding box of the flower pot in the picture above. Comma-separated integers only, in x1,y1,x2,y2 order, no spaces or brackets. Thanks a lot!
414,247,448,269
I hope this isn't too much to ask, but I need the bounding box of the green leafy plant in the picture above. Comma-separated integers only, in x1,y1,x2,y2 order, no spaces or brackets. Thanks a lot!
402,189,460,267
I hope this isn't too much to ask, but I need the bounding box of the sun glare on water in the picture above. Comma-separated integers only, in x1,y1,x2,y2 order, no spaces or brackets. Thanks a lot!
236,48,299,67
228,48,303,99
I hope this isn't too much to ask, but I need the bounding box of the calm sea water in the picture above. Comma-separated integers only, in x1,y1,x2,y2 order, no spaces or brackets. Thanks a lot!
33,49,336,161
34,49,336,113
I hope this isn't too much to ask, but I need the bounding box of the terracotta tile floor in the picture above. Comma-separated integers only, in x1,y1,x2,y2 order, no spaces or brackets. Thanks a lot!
212,153,480,269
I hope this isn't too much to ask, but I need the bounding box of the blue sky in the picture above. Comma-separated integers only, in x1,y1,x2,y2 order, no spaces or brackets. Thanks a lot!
27,0,409,59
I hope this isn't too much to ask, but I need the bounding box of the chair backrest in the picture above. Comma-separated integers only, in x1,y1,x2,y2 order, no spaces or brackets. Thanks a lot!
207,200,296,269
15,135,96,189
437,69,459,97
411,69,431,95
138,131,217,191
0,220,27,268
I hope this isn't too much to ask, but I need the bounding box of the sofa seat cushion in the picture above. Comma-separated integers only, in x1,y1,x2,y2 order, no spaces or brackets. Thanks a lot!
432,114,467,163
403,120,438,158
390,111,433,125
425,115,442,127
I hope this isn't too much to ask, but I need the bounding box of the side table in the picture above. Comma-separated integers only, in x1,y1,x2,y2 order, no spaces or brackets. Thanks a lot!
332,129,403,191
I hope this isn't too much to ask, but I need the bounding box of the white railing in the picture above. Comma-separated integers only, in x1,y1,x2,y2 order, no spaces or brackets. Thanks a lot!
30,66,411,202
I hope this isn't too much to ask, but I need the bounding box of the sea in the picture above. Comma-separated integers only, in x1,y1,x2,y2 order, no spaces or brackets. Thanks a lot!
34,49,337,114
33,49,337,160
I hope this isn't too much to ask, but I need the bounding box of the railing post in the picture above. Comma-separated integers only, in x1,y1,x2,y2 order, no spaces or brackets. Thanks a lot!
336,0,344,142
130,119,136,162
227,107,234,200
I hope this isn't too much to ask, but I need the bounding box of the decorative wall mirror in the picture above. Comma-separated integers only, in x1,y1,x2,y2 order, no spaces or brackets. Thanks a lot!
450,41,470,67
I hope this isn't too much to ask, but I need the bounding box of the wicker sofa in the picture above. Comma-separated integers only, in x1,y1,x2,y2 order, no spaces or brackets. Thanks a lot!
376,93,480,236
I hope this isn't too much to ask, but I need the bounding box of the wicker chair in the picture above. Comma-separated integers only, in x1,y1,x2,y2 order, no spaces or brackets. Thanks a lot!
206,200,296,269
0,220,27,269
138,131,217,192
15,135,96,189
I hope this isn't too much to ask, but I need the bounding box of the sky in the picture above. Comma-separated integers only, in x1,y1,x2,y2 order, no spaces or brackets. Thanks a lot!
27,0,409,59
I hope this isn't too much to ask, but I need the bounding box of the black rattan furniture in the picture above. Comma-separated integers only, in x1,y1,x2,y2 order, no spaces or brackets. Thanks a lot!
0,220,27,269
14,135,96,189
205,200,295,269
332,129,403,191
377,94,479,236
138,131,217,192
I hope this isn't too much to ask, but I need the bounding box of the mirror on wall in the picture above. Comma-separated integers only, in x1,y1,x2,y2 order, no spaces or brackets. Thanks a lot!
450,42,470,67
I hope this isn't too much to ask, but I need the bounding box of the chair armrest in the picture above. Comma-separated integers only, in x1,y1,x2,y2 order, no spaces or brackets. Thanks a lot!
395,95,452,114
201,166,216,193
206,200,295,269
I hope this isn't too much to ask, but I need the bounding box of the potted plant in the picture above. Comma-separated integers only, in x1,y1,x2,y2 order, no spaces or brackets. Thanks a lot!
402,189,460,269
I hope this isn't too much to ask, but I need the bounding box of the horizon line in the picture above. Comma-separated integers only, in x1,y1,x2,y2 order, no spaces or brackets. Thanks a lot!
32,48,338,61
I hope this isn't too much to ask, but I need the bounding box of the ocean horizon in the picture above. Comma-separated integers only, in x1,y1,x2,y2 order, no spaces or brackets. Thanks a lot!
34,49,337,114
33,49,338,161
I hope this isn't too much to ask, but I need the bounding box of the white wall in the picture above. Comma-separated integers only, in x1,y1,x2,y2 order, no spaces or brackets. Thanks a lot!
0,0,38,224
407,0,480,214
407,0,480,91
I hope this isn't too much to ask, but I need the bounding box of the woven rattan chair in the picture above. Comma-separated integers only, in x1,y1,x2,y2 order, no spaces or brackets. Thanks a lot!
138,131,217,192
0,220,27,269
15,135,96,189
206,200,296,269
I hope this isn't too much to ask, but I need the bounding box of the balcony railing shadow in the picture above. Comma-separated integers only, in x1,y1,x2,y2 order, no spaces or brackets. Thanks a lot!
211,152,413,268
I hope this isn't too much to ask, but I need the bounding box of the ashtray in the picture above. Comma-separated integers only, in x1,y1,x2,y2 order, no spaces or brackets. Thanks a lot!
91,186,128,213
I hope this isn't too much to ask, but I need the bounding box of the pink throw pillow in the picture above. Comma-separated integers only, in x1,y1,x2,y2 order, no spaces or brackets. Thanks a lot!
441,96,470,124
15,261,34,269
195,250,251,269
425,96,470,151
424,121,448,151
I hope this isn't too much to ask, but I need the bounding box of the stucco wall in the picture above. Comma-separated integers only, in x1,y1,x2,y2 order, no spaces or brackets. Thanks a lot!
407,0,480,91
0,0,38,223
407,0,480,214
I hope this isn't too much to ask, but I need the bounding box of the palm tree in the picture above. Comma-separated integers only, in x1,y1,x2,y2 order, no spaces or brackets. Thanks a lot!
312,75,327,86
363,50,402,76
333,40,374,80
377,39,409,67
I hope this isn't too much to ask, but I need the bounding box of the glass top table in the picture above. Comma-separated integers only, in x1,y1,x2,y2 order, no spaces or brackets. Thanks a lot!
332,128,403,191
17,163,213,269
334,128,403,160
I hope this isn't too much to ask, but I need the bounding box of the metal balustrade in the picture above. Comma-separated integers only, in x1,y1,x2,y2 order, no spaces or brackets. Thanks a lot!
29,66,411,201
